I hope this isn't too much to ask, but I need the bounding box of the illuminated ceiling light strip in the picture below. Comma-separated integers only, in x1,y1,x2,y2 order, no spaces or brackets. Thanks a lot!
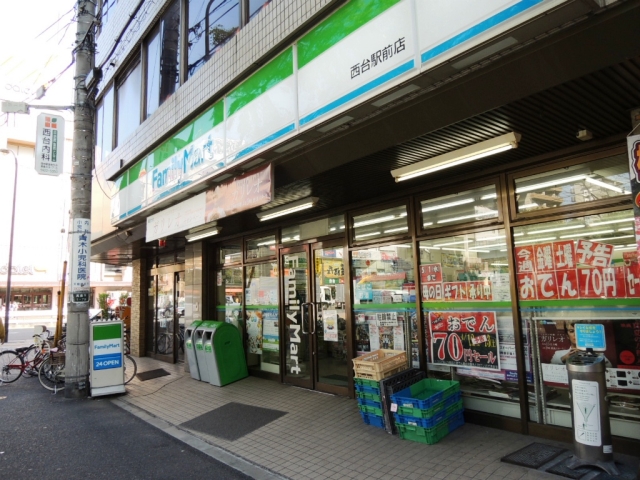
391,132,520,182
441,247,490,253
519,203,540,210
437,210,498,224
421,198,474,212
469,243,506,249
186,227,221,242
491,263,509,266
590,234,634,242
618,227,633,231
589,217,634,226
527,224,585,235
618,246,637,250
355,231,381,239
256,197,319,221
514,236,556,244
257,240,276,246
480,193,497,200
384,227,409,233
516,174,586,193
584,177,624,193
559,229,613,239
513,232,524,237
476,234,505,241
423,222,434,227
432,240,474,247
354,214,398,227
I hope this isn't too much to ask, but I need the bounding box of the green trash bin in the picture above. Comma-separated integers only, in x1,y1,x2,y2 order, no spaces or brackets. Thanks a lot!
199,320,248,386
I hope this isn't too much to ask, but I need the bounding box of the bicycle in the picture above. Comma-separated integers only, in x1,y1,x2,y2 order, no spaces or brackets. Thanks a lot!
0,331,53,383
156,323,185,355
123,329,137,384
38,350,65,392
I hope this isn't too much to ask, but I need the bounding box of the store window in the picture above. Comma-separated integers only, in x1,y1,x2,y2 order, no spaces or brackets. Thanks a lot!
514,209,640,440
145,0,180,118
420,184,499,230
0,288,53,310
94,85,114,165
246,234,276,260
352,243,415,367
219,241,242,264
419,229,530,420
245,261,279,374
116,60,142,146
215,266,243,329
513,152,630,214
281,214,345,244
352,205,408,243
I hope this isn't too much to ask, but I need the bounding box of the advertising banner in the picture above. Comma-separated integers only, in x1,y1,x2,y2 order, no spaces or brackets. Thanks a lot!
262,309,279,351
429,311,500,370
70,218,90,294
35,113,64,176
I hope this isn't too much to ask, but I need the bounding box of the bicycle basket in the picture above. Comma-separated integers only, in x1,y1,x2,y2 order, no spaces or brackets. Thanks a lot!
51,352,65,366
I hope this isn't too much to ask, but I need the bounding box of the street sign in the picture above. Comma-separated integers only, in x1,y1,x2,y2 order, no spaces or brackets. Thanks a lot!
71,292,90,303
35,113,64,176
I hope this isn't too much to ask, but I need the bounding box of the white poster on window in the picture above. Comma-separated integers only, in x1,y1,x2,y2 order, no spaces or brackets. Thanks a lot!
324,310,338,342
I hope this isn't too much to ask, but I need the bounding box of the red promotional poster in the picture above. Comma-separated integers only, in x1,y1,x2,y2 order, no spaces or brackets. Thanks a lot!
443,282,467,301
517,272,537,300
577,267,625,298
553,240,577,270
422,282,443,301
533,243,555,273
556,269,580,299
537,320,640,392
575,239,614,267
625,262,640,297
515,246,535,273
420,263,443,283
467,281,493,301
428,311,500,370
535,272,558,300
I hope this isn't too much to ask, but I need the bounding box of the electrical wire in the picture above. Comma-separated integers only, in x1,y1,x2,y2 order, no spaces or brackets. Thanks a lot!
35,5,75,39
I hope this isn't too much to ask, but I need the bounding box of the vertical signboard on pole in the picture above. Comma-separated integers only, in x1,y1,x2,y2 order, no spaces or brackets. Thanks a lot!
35,113,64,176
70,218,90,303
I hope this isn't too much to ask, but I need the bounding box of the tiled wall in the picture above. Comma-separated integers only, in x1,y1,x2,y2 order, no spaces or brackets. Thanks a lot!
96,0,338,182
130,257,146,356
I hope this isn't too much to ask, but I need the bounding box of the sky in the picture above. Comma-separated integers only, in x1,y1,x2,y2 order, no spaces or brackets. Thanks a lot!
0,0,77,105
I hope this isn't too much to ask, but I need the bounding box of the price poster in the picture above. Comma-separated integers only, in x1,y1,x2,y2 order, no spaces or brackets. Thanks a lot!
428,311,500,370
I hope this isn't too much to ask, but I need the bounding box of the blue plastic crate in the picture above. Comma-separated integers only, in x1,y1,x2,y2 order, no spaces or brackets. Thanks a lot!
360,411,385,429
394,409,447,428
395,393,462,419
357,397,382,410
390,379,460,410
448,411,465,433
355,384,380,395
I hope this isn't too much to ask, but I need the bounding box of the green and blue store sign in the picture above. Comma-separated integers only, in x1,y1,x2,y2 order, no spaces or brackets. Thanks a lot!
111,0,562,226
92,323,123,371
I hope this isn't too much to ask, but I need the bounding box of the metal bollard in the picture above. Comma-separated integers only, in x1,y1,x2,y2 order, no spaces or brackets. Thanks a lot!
565,353,619,476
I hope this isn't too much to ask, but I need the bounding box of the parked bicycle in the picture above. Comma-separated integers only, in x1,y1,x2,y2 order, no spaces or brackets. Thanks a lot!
156,323,185,355
38,350,65,392
0,330,53,383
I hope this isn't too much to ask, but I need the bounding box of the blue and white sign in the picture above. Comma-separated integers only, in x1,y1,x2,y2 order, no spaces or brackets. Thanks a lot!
576,323,606,351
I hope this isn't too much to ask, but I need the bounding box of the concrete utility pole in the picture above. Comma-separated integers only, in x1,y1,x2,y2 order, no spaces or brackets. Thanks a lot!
65,0,96,398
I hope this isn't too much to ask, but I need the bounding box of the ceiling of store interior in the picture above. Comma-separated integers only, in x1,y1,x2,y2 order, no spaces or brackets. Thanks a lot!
92,2,640,266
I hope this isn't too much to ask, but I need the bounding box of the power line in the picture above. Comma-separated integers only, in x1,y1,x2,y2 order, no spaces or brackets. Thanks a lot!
35,5,76,39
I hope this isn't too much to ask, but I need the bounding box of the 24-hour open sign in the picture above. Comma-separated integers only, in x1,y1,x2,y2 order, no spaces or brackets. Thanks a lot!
429,311,500,371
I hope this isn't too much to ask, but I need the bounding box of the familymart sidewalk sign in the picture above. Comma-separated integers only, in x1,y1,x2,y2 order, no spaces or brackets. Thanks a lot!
90,320,125,397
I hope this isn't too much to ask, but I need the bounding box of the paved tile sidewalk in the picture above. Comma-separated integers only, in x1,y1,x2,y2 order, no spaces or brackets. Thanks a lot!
111,357,594,480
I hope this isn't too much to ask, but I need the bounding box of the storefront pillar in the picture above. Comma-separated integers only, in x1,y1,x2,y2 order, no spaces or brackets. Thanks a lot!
130,257,147,357
185,242,205,325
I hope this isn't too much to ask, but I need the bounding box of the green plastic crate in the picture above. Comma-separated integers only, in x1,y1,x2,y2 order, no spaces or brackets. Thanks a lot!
358,403,384,416
396,393,462,418
354,377,380,388
356,391,381,403
390,379,460,409
397,419,449,444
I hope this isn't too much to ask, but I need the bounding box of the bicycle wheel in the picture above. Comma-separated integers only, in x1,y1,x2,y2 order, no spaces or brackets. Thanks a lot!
0,350,24,383
22,346,39,376
156,334,172,355
123,355,137,384
57,335,66,350
38,356,65,392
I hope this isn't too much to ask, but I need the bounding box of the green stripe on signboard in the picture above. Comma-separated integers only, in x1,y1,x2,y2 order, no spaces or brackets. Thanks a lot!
226,47,293,118
93,323,122,341
297,0,402,69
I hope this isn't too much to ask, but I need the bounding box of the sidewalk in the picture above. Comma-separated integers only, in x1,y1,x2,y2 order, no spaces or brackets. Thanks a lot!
111,357,640,480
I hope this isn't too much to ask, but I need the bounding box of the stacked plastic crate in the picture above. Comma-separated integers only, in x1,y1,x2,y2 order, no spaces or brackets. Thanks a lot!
390,378,464,444
353,349,407,429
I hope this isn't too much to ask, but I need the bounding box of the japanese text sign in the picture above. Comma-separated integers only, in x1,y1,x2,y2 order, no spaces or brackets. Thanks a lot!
35,113,64,176
428,311,500,371
70,218,91,293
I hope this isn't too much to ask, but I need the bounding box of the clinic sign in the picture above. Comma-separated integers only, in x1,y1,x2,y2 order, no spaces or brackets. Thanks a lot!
35,113,64,176
70,218,90,296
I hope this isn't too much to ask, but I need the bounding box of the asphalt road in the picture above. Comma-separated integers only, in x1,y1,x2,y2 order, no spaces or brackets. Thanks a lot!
0,377,253,480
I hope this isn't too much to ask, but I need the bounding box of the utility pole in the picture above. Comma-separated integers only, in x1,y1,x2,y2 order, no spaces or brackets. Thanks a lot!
65,0,96,398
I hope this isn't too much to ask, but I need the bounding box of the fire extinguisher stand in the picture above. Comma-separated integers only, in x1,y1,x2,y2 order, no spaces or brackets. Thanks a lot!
565,352,619,476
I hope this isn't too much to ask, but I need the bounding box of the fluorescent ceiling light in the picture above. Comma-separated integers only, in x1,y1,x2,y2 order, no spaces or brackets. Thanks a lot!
371,84,419,107
559,229,613,238
274,139,304,153
618,246,637,250
589,217,634,226
354,214,399,227
513,233,524,237
257,197,319,221
257,239,276,246
469,243,506,249
519,203,540,210
527,225,585,235
423,222,434,227
384,227,408,233
441,247,490,253
355,231,381,239
477,234,505,241
437,210,498,224
515,174,586,193
281,236,300,242
391,132,520,182
618,227,633,231
591,235,634,242
422,198,474,212
317,116,354,133
480,193,497,200
186,227,221,242
433,240,473,247
584,177,624,193
514,236,556,244
490,263,509,266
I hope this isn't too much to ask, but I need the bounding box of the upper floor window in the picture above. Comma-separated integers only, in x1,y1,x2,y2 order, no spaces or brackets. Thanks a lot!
187,0,241,79
146,0,181,118
100,0,118,28
116,60,142,147
95,85,114,165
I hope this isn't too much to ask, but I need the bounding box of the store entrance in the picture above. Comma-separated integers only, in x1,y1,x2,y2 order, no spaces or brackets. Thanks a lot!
147,267,186,363
281,241,350,396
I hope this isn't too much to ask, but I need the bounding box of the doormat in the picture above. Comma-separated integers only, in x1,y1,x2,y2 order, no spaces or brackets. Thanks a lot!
136,368,171,381
180,402,287,441
501,442,567,469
